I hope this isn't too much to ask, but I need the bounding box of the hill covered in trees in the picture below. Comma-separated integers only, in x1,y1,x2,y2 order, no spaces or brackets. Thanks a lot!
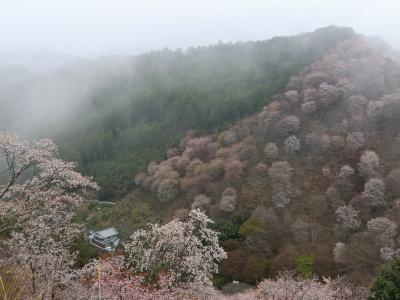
131,33,400,287
3,26,400,294
40,26,355,200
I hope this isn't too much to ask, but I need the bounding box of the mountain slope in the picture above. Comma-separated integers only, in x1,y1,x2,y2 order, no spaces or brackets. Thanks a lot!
51,26,355,199
134,35,400,286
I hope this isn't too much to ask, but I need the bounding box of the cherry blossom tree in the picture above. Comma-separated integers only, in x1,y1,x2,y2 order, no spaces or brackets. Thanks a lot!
275,115,300,135
219,187,237,213
192,194,212,209
326,186,343,206
335,165,355,200
362,178,385,207
303,88,319,103
333,242,346,264
378,246,400,262
255,162,269,175
256,271,366,300
345,132,365,153
218,130,239,146
335,205,361,230
301,101,317,114
268,161,293,208
367,217,397,247
82,255,225,300
0,131,98,298
303,71,329,88
264,143,279,160
124,209,226,286
81,255,178,300
285,90,299,104
318,82,341,107
224,159,245,183
134,172,147,186
345,95,368,114
283,135,301,155
157,178,179,202
330,135,345,150
358,150,382,179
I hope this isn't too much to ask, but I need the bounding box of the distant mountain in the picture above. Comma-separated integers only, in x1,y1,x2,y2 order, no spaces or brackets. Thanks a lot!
0,49,82,72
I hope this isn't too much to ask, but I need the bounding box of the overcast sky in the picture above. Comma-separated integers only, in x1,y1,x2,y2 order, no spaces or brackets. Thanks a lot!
1,0,399,58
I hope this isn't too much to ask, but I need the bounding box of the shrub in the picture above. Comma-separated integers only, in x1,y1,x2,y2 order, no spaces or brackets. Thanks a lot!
239,219,264,238
296,255,315,279
210,216,243,242
369,258,400,300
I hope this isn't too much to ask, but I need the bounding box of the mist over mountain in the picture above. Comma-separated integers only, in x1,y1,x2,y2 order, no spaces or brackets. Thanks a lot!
0,49,82,72
2,23,400,297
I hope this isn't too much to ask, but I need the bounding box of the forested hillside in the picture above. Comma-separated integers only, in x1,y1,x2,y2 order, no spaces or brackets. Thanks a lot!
133,34,400,286
3,25,400,297
50,26,355,199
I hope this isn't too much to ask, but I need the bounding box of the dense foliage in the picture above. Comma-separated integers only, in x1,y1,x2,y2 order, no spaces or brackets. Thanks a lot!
0,131,98,298
135,33,400,287
53,26,355,200
369,258,400,300
4,26,400,297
